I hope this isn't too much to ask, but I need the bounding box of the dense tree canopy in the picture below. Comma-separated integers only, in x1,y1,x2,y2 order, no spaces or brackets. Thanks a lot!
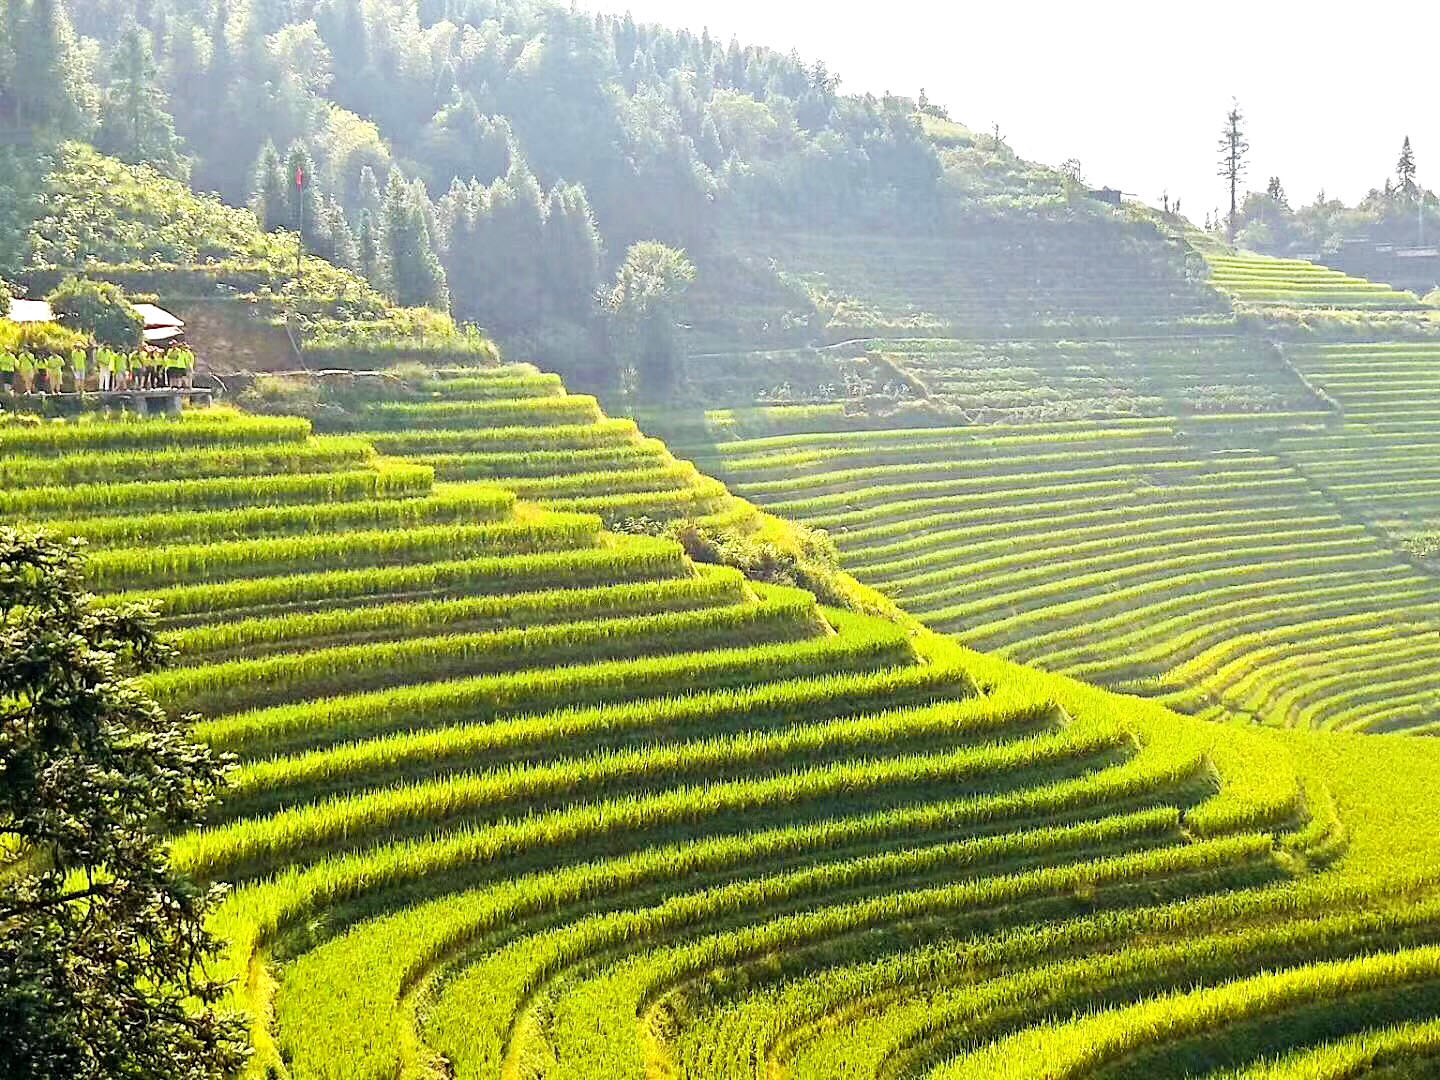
0,0,1087,380
1230,137,1440,256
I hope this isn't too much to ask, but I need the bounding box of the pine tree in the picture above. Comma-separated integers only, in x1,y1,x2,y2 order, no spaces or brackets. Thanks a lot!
356,208,386,291
313,197,359,269
357,165,383,219
11,0,89,134
438,179,490,325
541,184,602,320
250,141,287,232
1397,137,1418,200
285,143,322,241
411,177,441,254
382,169,448,310
484,162,547,331
95,18,186,178
697,112,725,171
1216,100,1249,247
0,2,17,126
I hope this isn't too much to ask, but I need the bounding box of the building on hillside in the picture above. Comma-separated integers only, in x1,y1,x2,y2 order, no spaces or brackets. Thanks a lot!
4,298,188,346
6,298,55,323
1315,238,1440,296
133,302,186,345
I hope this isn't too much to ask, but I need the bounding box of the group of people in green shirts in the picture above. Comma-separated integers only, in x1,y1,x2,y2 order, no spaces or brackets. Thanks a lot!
0,346,196,394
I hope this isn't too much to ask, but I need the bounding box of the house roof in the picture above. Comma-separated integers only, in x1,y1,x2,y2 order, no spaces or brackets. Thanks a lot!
6,298,55,323
132,303,185,329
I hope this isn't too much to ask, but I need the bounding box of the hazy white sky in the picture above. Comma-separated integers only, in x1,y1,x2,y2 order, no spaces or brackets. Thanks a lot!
587,0,1440,216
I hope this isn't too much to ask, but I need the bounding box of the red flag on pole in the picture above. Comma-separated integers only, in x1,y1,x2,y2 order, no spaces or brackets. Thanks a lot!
295,166,305,189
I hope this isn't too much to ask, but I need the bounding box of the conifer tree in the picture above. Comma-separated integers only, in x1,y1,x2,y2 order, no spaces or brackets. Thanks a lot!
10,0,89,134
285,142,322,239
484,163,546,331
357,164,383,218
356,207,386,291
698,112,725,170
96,19,187,178
250,140,287,232
313,196,359,269
1216,100,1249,247
438,179,489,324
541,184,603,320
1398,137,1418,200
382,168,448,310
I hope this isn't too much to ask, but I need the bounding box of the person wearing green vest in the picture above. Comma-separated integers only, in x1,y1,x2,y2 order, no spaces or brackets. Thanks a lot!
110,348,127,391
44,354,63,394
17,352,34,394
0,349,16,392
70,347,87,391
169,346,195,389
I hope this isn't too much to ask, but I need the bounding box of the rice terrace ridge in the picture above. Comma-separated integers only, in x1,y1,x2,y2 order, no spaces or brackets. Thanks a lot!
6,3,1440,1080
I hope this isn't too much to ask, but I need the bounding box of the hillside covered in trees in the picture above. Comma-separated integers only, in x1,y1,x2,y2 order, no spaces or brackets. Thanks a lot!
1,0,1117,382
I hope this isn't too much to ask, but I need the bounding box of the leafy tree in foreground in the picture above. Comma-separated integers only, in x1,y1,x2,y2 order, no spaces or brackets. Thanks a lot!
0,529,247,1080
46,277,143,349
600,240,696,395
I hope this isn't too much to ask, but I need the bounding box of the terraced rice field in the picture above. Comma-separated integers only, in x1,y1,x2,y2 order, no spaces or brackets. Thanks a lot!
679,414,1440,734
1206,252,1424,309
696,225,1224,341
14,369,1440,1079
1275,341,1440,536
873,335,1329,422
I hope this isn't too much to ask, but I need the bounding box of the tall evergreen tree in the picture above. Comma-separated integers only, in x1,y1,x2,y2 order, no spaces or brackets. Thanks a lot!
9,0,90,133
356,206,386,291
541,184,603,320
0,530,247,1080
1397,137,1418,200
0,2,16,125
1216,100,1249,247
312,196,359,269
250,140,287,232
357,164,383,218
285,142,322,241
95,18,187,178
484,163,547,331
382,168,448,309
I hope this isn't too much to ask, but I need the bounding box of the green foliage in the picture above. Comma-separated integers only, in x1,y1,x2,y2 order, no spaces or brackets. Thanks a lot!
0,528,246,1080
615,515,846,606
602,241,697,392
92,17,187,180
0,315,85,355
250,141,287,233
45,275,142,347
381,169,447,311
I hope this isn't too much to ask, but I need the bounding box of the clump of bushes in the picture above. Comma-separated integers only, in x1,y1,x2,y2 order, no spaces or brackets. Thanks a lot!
615,516,847,606
0,318,87,357
47,276,144,348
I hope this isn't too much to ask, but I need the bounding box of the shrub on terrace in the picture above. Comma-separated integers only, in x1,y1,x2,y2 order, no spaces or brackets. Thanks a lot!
615,515,847,607
46,276,142,348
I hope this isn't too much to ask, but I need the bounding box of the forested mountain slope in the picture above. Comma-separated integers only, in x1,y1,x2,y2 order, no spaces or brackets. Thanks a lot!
3,0,1128,381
